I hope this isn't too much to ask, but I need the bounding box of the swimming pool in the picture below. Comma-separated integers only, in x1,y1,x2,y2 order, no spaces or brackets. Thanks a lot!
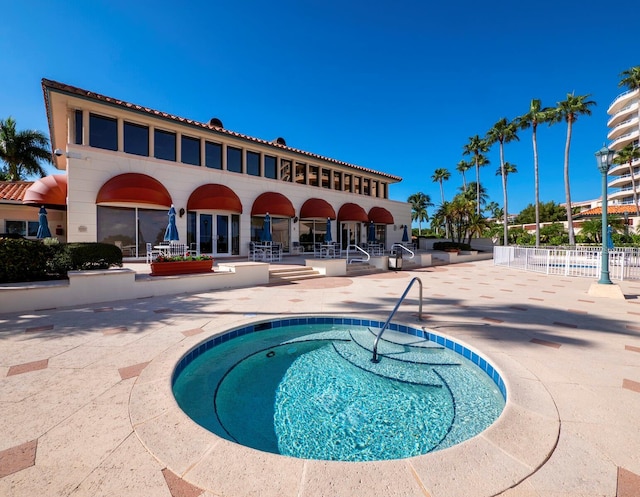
172,316,506,462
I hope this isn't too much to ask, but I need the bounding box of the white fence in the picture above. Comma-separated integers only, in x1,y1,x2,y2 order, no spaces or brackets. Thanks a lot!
493,246,640,281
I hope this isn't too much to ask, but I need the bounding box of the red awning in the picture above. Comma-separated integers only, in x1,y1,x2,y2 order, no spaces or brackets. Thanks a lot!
368,206,394,224
187,184,243,213
337,202,368,222
251,192,295,217
22,174,67,209
300,198,336,219
96,173,172,206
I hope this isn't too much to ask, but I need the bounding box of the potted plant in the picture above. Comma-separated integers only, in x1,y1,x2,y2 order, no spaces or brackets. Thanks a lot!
150,253,214,276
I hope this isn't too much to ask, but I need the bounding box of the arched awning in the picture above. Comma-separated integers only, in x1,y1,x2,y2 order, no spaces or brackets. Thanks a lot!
368,206,394,224
22,174,67,209
300,198,336,219
96,173,172,206
187,184,243,213
338,202,368,222
251,192,295,217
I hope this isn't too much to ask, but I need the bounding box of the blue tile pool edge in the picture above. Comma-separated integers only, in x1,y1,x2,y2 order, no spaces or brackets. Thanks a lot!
172,316,507,400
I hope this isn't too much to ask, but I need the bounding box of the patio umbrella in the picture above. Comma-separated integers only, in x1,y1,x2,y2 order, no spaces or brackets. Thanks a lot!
261,213,272,242
606,225,614,250
37,206,52,239
324,218,332,243
164,205,179,241
402,225,409,242
368,221,376,242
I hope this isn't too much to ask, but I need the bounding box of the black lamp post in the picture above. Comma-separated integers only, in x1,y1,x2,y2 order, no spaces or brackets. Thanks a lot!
595,145,614,285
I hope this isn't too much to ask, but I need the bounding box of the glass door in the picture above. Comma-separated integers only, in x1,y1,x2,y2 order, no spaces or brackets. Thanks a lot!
216,215,229,254
340,222,361,250
200,214,213,254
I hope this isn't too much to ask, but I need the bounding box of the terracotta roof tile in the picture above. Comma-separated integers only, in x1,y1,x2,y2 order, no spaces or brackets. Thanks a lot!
42,79,402,182
577,205,638,217
0,181,33,202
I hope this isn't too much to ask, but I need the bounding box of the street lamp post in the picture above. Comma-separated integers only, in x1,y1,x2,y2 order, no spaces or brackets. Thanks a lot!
595,146,614,285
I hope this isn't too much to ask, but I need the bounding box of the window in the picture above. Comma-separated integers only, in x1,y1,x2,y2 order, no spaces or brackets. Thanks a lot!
5,220,39,237
363,178,370,196
380,182,388,199
89,113,117,151
247,151,260,176
181,135,200,165
227,146,243,173
280,159,292,181
124,121,149,156
264,155,277,179
295,162,306,184
321,169,330,188
154,129,176,161
205,141,222,169
353,176,361,194
309,165,319,187
344,174,352,192
333,171,342,191
74,110,83,145
371,180,378,198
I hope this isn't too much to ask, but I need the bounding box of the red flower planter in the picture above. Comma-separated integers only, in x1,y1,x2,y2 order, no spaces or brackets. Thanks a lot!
150,260,213,276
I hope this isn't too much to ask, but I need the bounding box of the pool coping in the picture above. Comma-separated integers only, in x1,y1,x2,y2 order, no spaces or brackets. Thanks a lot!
130,314,561,497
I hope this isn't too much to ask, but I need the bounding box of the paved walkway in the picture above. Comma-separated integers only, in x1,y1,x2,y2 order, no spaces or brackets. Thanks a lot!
1,260,639,496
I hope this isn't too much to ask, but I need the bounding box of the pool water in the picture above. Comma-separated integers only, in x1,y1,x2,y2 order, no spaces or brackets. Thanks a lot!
172,321,505,462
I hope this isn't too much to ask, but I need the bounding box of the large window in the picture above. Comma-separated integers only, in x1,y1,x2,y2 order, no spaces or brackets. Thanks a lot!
280,159,292,181
308,165,319,187
97,206,166,257
89,113,117,151
227,146,242,173
344,174,352,192
181,135,200,165
205,141,222,169
321,168,330,189
333,171,342,191
371,180,378,198
124,121,149,157
5,220,39,237
154,129,176,161
295,162,306,184
363,178,370,196
74,110,83,145
247,151,260,176
264,155,277,179
353,176,361,194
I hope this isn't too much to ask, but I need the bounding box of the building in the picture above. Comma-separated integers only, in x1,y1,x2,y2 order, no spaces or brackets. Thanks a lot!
607,86,640,207
3,79,410,258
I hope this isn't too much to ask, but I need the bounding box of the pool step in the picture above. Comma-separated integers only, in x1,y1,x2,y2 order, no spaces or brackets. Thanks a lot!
268,266,323,285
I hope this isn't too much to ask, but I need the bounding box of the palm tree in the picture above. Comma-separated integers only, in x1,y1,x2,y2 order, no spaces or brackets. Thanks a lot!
496,162,518,180
462,135,489,215
485,201,502,219
459,181,488,209
0,117,52,181
456,160,473,190
486,118,520,246
618,66,640,91
518,99,555,247
431,168,451,204
551,92,596,245
407,192,433,236
613,144,640,216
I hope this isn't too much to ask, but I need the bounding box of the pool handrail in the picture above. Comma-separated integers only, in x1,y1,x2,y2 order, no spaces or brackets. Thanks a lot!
371,276,423,363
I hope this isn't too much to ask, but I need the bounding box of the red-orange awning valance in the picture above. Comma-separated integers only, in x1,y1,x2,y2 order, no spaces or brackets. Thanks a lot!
251,192,295,217
337,202,368,222
22,174,67,209
368,206,394,224
299,198,336,219
96,173,172,206
187,184,243,213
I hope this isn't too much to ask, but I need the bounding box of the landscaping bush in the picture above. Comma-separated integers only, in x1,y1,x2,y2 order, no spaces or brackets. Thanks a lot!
65,243,123,270
0,238,52,283
432,241,471,251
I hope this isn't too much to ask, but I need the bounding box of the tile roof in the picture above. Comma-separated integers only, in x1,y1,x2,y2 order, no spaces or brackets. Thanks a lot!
577,205,638,217
42,79,403,182
0,181,33,202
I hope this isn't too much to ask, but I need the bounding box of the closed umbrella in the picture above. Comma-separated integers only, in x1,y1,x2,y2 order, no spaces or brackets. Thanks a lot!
402,225,409,242
324,218,332,243
606,225,614,250
368,221,376,242
164,205,179,241
37,206,52,239
261,213,272,242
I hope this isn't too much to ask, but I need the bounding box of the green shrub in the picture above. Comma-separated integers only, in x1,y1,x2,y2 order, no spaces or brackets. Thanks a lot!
65,243,123,270
432,241,471,251
0,238,52,283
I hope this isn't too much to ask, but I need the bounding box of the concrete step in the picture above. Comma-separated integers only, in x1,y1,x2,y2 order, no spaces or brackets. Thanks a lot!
268,266,323,284
345,262,385,276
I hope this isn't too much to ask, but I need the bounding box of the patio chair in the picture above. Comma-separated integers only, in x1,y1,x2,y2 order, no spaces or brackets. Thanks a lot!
146,243,160,263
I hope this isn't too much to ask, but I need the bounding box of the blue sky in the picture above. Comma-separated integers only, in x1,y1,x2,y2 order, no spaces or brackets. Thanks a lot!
1,0,637,217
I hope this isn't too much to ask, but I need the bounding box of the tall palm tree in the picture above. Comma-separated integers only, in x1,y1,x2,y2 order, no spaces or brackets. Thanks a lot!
618,66,640,90
551,92,596,245
462,135,489,215
518,99,555,247
613,144,640,216
431,168,451,204
456,160,473,190
407,192,433,236
486,118,520,246
0,117,52,181
459,181,488,208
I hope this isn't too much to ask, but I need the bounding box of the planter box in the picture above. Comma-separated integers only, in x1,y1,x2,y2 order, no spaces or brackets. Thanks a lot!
150,260,213,276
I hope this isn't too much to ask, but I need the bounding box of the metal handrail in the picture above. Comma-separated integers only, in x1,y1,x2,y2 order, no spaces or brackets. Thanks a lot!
371,276,423,363
346,244,370,263
392,243,415,259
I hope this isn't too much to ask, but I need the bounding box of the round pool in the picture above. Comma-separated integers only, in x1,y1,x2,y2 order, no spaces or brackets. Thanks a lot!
172,317,505,462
